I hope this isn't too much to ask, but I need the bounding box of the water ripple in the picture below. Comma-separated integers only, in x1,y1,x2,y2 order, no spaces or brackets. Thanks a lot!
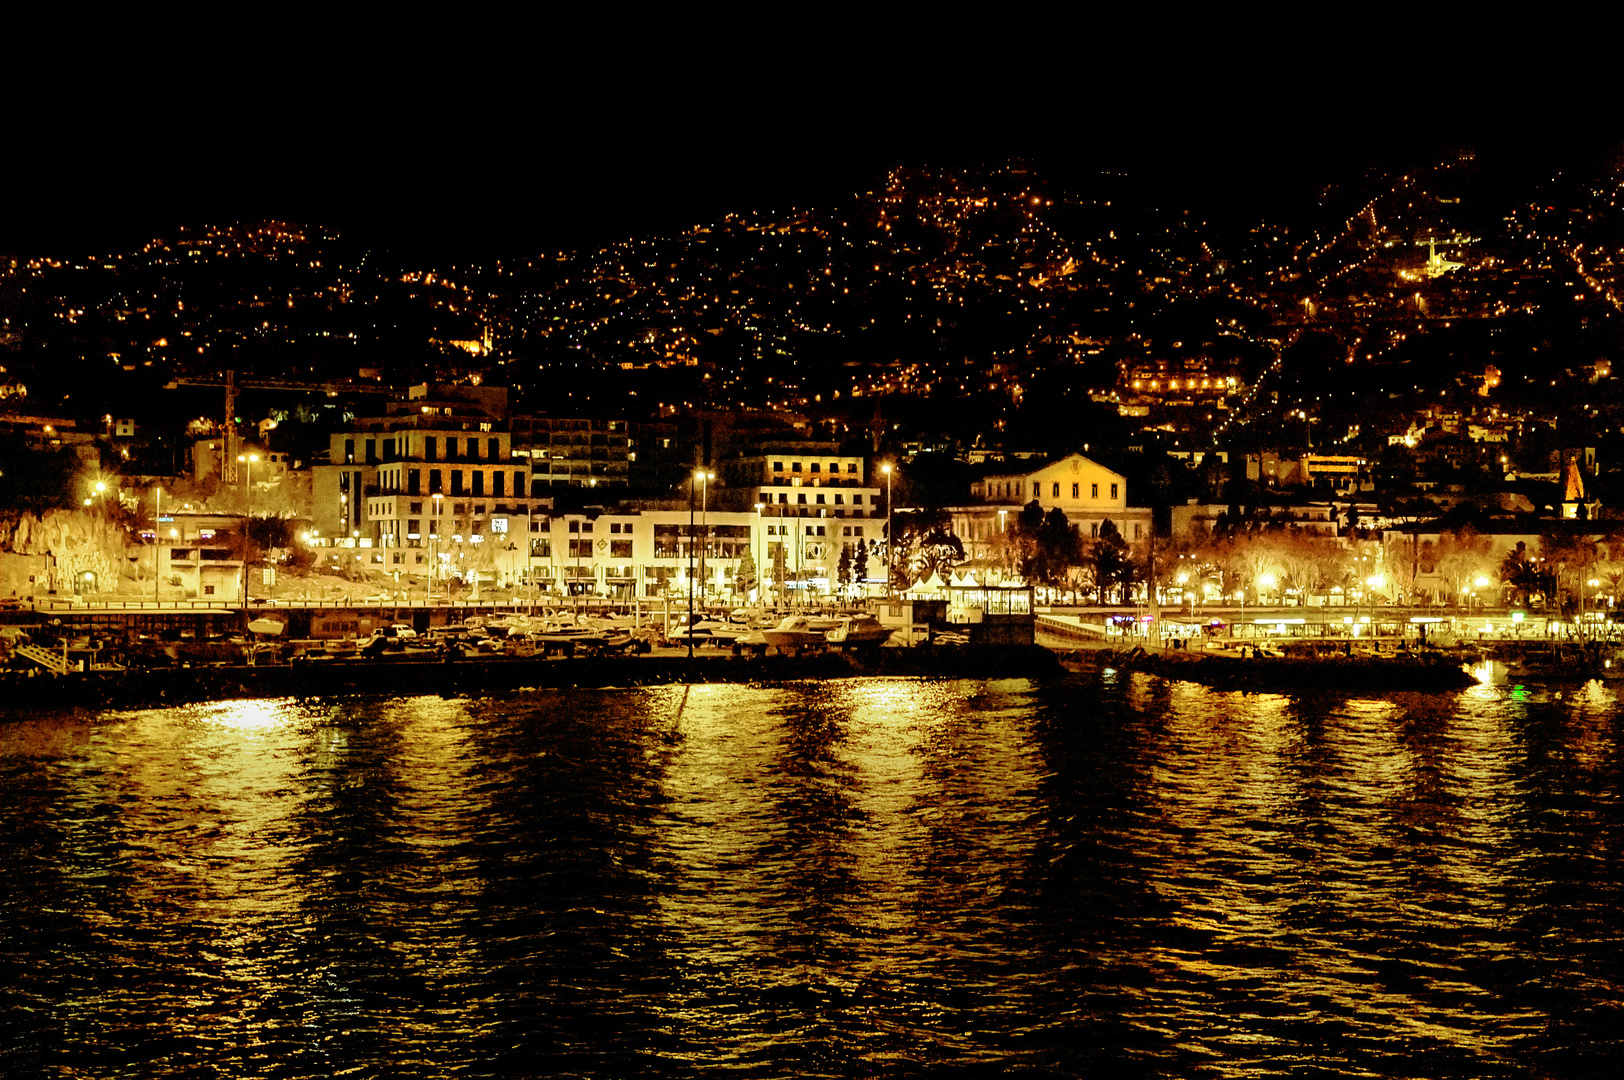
3,676,1624,1076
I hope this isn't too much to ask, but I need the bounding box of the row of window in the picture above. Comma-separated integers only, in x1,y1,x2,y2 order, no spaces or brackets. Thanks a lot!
772,461,860,475
345,434,502,465
372,467,532,498
765,524,867,537
989,479,1119,501
763,490,867,506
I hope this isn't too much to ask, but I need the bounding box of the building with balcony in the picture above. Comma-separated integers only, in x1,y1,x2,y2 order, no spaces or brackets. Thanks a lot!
721,444,884,522
310,386,552,586
486,508,775,601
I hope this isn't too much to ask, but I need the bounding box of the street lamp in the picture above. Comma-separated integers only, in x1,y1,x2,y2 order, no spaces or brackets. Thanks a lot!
819,507,827,601
754,501,766,606
696,470,714,603
1366,572,1385,640
153,487,162,604
432,492,444,602
998,508,1008,580
237,453,258,614
526,500,535,615
881,462,894,599
686,471,701,659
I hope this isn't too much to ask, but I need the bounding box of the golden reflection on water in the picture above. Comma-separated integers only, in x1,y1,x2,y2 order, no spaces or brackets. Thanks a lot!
84,695,496,992
196,697,289,732
104,698,309,921
830,679,952,936
649,678,1045,1013
369,697,489,982
10,675,1624,1073
1137,681,1543,1061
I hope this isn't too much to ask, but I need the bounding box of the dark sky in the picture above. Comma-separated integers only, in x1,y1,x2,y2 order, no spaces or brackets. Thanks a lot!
7,35,1612,259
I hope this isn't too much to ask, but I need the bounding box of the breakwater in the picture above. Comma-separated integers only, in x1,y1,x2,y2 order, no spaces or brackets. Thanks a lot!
1070,645,1478,693
0,644,1064,711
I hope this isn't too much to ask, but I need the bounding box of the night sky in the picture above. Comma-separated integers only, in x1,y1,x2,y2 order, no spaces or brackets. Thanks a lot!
7,37,1610,259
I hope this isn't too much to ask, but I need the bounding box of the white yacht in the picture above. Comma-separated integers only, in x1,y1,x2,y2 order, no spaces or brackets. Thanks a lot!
825,614,894,647
759,615,828,652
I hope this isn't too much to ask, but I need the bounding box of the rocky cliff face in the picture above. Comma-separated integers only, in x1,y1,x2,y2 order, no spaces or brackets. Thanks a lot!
0,510,137,596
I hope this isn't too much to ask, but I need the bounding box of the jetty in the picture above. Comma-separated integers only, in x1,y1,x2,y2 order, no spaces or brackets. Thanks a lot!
1060,641,1477,693
0,644,1064,712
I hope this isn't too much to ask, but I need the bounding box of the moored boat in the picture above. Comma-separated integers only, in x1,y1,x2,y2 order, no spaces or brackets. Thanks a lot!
825,614,894,647
760,615,827,652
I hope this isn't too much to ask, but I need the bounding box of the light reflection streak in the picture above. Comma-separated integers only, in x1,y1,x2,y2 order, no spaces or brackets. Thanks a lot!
831,679,948,936
357,698,491,980
1136,683,1537,1060
108,698,309,921
646,677,1047,1053
195,696,289,732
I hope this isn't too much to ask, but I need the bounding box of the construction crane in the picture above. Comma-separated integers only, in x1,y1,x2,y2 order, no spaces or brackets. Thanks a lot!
164,370,394,481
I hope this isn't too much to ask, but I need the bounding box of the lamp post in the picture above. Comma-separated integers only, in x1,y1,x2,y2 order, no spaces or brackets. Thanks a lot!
687,471,698,659
697,470,713,605
754,501,765,607
1258,572,1277,649
153,488,162,604
881,462,894,599
998,508,1008,580
237,453,258,615
819,507,827,601
432,492,444,602
1366,572,1385,643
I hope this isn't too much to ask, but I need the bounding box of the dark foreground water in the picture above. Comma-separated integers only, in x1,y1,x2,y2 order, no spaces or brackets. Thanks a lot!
3,671,1623,1078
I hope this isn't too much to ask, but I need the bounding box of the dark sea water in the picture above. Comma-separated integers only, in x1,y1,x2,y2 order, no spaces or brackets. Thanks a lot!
3,671,1623,1078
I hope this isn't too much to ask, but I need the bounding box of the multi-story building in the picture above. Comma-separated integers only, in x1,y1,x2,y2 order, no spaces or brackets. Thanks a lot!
153,511,249,601
515,508,757,600
509,415,685,490
722,444,883,523
719,444,886,593
954,453,1153,576
310,393,883,599
311,385,552,588
513,416,633,487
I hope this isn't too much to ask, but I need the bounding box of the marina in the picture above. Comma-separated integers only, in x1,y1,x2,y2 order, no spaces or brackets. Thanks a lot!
17,596,1624,710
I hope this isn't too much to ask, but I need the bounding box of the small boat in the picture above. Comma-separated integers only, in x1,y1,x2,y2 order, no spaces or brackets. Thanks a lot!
760,615,827,653
666,619,744,647
825,614,894,647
